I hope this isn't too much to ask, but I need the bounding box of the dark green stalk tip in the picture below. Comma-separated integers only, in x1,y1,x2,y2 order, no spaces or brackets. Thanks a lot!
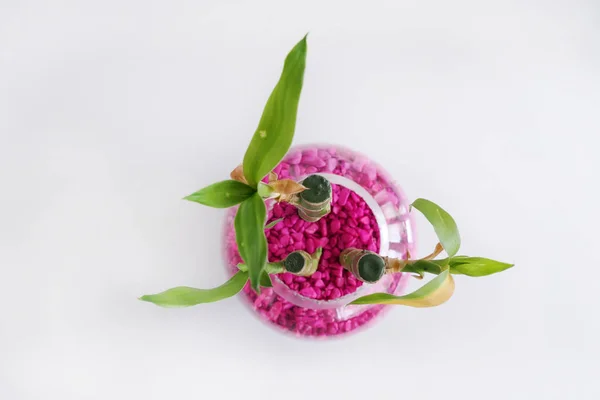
358,254,385,283
284,252,306,273
300,175,331,203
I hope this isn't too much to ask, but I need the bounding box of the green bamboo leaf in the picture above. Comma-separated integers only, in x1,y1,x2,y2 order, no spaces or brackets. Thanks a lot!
184,180,256,208
237,262,284,274
242,35,308,187
411,198,461,257
265,218,284,229
349,270,455,307
234,194,268,292
260,271,273,287
449,256,514,277
139,271,248,307
402,259,444,277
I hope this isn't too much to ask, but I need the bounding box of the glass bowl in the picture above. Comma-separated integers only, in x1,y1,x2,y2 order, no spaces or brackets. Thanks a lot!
222,144,416,338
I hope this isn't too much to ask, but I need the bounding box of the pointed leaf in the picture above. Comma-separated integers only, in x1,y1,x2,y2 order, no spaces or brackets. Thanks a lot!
411,198,461,257
242,35,308,187
235,194,268,292
265,218,284,229
139,271,248,307
260,271,273,287
402,259,444,276
449,256,514,277
184,180,256,208
349,270,455,307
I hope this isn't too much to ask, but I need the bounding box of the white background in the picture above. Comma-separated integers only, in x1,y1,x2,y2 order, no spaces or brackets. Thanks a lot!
1,1,599,399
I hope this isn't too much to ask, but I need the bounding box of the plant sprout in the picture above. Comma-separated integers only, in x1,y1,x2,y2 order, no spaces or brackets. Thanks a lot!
342,198,513,307
140,35,513,309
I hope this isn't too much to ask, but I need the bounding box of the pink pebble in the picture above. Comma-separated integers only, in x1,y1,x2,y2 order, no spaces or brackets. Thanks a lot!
303,148,317,158
319,219,328,236
294,219,304,231
294,242,305,250
351,156,368,172
279,235,290,246
359,174,374,188
303,156,326,168
327,323,338,334
330,288,342,299
363,164,377,181
306,238,315,254
329,236,338,248
286,151,302,165
281,273,294,285
338,188,350,206
325,158,338,172
311,271,322,280
305,223,318,234
359,230,371,244
284,206,296,216
291,232,303,242
341,233,354,243
300,287,317,298
330,220,341,233
268,302,283,319
343,226,356,235
317,149,331,159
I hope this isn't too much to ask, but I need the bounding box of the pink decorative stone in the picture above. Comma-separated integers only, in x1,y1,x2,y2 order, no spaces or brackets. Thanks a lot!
223,144,415,338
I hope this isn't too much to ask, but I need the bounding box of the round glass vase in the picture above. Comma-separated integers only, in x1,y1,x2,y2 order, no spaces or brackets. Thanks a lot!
222,144,416,338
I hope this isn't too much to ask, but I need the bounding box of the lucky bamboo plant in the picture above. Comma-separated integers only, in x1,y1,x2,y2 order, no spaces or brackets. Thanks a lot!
140,35,513,309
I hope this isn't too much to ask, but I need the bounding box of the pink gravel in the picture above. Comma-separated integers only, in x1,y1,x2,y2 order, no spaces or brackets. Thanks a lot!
223,145,412,338
266,185,380,300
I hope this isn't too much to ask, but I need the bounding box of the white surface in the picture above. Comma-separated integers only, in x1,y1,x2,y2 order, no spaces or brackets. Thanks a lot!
1,1,599,399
